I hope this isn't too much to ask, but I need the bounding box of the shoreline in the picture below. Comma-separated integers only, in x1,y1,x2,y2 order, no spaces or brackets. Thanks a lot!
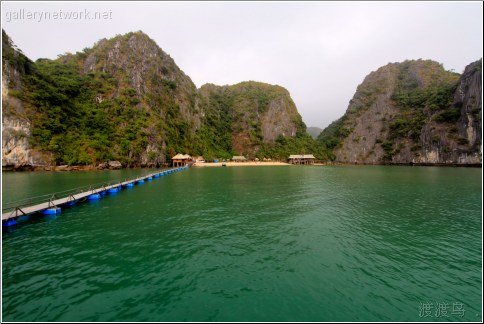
1,165,161,172
316,162,482,168
2,161,481,172
192,161,290,167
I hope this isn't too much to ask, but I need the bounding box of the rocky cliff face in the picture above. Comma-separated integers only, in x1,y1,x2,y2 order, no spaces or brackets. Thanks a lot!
325,59,482,165
79,32,199,127
2,30,306,167
1,116,53,169
68,31,201,166
2,30,53,169
454,60,482,161
198,82,303,156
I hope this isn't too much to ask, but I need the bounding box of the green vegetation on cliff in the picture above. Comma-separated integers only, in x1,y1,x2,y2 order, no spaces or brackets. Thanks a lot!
258,132,333,161
2,30,331,166
387,61,460,142
196,82,330,161
316,117,348,161
319,59,481,164
379,61,461,160
2,30,34,82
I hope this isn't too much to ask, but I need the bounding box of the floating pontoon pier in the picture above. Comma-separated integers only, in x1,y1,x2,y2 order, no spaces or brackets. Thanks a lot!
2,166,189,226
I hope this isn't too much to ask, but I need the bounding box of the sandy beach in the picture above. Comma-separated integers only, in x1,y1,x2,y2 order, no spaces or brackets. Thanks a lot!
192,161,290,167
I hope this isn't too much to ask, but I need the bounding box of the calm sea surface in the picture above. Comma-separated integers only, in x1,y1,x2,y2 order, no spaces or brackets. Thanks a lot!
2,166,482,321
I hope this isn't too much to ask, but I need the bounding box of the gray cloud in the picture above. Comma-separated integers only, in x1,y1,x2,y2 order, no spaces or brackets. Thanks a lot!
2,1,482,128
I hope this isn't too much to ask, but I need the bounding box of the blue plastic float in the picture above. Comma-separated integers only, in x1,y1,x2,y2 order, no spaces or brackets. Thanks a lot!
41,207,61,215
3,219,17,227
88,193,101,200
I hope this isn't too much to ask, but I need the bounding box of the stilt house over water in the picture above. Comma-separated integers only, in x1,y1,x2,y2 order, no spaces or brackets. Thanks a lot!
288,154,315,165
172,154,192,167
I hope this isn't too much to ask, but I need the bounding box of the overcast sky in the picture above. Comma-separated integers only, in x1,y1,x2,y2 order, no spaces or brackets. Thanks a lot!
2,1,483,128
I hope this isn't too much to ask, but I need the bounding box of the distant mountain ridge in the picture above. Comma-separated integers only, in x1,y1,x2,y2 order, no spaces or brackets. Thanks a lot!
307,127,323,139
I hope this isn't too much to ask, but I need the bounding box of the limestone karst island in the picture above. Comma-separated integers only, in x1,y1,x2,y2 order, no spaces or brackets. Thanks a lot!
2,30,481,170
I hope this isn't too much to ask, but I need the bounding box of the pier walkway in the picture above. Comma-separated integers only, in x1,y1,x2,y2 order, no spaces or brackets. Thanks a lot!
2,166,188,224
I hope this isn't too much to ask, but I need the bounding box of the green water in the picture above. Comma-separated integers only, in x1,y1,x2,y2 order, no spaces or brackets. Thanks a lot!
1,169,157,203
2,166,482,321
